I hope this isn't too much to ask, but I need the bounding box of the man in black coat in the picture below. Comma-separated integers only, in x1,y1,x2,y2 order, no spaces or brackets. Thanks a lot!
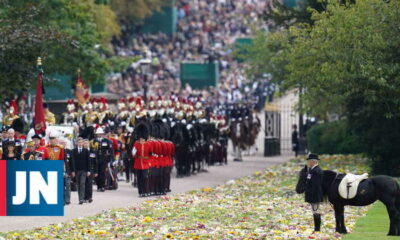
305,153,323,232
71,138,90,204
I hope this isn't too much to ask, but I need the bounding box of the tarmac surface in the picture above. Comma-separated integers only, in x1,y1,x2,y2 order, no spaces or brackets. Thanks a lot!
0,153,291,232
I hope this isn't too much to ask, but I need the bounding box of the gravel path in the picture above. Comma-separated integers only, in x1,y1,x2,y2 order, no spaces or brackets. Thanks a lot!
0,154,290,232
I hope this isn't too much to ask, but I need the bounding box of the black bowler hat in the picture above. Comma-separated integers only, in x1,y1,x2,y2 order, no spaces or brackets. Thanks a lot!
307,153,320,161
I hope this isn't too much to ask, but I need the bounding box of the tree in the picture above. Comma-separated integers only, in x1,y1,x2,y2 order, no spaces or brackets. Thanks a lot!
248,0,400,175
0,0,121,100
263,0,327,30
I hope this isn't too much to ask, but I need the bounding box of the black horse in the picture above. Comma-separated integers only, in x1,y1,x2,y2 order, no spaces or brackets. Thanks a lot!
296,165,400,235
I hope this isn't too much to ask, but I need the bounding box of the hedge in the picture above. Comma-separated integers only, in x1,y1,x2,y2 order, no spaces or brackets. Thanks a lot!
306,120,362,155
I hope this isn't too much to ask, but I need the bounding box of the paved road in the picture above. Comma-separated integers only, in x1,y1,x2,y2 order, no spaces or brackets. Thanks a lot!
0,154,290,232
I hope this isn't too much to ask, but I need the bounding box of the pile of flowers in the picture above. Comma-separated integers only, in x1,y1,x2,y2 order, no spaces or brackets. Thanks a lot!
1,155,371,239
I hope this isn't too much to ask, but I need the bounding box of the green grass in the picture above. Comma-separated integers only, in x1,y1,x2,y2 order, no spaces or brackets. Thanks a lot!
344,202,398,240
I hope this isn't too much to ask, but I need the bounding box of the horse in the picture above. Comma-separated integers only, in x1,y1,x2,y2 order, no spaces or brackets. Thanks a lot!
171,122,190,178
229,120,246,161
296,165,400,235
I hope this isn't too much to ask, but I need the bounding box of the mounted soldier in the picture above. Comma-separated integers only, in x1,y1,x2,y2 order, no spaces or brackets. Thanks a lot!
63,99,78,125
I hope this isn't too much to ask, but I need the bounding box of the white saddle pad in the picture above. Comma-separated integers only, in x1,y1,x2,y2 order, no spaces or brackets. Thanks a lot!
338,173,369,199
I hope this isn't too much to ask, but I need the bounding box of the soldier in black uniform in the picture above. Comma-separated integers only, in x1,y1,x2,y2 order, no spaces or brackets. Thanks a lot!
91,128,114,192
85,139,97,202
305,154,324,232
63,140,73,205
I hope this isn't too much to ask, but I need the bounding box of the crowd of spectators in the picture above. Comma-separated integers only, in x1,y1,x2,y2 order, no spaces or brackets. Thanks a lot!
107,0,269,104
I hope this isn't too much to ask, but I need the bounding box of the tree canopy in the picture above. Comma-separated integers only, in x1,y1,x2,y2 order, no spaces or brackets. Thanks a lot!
0,0,165,100
247,0,400,175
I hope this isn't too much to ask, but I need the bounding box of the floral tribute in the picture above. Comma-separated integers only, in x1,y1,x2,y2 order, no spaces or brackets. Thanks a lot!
0,155,370,240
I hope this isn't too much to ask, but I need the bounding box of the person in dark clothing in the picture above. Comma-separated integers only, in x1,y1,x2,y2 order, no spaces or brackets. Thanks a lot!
90,127,114,192
3,141,21,160
292,124,299,157
71,138,90,204
84,139,97,203
305,154,324,232
63,141,73,205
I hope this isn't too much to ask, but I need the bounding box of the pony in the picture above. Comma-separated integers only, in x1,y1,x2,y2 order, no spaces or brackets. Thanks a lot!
296,165,400,235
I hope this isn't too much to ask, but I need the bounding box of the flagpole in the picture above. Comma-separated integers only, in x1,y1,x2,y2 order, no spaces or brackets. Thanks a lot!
34,57,46,136
37,57,43,73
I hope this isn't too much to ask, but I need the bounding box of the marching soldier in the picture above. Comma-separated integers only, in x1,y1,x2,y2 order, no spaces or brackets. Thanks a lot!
60,139,73,205
164,139,174,193
90,127,114,192
132,123,151,197
22,140,43,160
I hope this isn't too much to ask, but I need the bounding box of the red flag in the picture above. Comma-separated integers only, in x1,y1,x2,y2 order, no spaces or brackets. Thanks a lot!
34,72,46,135
75,76,90,105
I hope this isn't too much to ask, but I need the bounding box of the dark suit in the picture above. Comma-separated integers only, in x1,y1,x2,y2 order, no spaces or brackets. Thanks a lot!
72,148,90,202
305,165,323,203
85,149,98,201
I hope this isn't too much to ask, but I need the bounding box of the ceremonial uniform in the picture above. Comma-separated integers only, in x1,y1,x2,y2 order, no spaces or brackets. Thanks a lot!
2,114,19,128
22,150,43,160
132,139,151,197
45,111,56,125
90,137,114,191
63,112,78,125
44,144,65,160
81,110,99,140
64,148,73,205
85,148,98,202
147,139,157,195
164,141,174,192
152,139,163,195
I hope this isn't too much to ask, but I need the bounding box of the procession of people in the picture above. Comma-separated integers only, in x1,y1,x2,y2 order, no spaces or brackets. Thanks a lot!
0,94,260,204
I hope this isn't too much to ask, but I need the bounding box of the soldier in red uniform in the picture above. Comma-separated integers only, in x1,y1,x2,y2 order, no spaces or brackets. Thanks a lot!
152,136,163,195
147,127,158,196
132,123,151,197
158,139,167,195
165,139,175,193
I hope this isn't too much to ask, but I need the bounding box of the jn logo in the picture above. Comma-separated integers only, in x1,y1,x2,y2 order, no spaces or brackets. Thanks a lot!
0,161,64,216
13,171,58,205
